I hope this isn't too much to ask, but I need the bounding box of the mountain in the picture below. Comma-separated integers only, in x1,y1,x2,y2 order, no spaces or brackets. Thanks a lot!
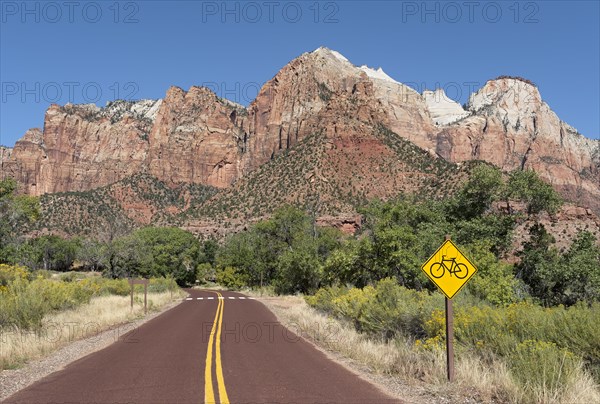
2,47,599,237
436,77,599,212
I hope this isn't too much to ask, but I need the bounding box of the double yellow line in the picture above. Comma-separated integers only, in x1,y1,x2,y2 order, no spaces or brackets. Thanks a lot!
204,291,229,404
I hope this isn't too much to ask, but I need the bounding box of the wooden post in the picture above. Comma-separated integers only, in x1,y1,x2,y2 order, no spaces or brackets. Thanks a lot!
444,234,455,382
128,278,149,315
130,278,134,312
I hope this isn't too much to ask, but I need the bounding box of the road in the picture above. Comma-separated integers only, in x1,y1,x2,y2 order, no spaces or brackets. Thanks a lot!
4,289,398,403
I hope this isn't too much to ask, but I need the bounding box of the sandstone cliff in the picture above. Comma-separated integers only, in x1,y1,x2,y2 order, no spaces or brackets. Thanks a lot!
0,146,13,167
147,86,247,187
2,48,599,218
434,77,600,212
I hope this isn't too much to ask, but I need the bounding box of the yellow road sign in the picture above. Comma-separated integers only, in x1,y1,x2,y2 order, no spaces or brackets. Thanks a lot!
421,239,477,299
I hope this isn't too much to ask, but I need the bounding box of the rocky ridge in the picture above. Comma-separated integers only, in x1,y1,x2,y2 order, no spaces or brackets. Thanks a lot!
2,48,599,229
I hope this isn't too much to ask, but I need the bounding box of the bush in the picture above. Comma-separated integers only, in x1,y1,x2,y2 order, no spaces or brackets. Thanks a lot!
147,277,178,293
509,340,580,401
216,266,247,290
307,281,600,386
97,278,130,296
304,286,348,314
0,276,93,330
196,263,214,284
0,277,46,330
308,278,442,340
0,275,181,330
0,264,29,291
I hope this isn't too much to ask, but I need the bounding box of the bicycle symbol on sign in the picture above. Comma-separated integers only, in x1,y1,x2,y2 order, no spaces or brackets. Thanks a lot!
430,254,469,279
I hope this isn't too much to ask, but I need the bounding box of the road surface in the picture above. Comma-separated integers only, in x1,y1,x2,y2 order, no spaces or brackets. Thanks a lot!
4,289,398,403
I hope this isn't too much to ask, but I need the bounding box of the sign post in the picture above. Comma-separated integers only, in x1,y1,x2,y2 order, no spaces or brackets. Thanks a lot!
421,236,477,382
128,278,149,314
445,295,454,382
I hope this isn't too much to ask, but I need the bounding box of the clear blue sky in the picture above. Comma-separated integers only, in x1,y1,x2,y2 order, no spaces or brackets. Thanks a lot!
1,0,598,146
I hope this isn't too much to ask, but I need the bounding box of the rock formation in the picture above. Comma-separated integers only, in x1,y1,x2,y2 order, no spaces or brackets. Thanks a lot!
2,48,599,218
435,77,599,212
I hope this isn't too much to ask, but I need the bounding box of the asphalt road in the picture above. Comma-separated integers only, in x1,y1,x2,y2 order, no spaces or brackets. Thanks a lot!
4,289,398,404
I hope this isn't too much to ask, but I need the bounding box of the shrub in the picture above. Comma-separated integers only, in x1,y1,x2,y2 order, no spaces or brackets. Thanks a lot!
148,277,178,293
509,340,580,401
304,286,348,314
97,278,130,296
0,264,29,291
0,275,180,330
308,280,600,386
308,279,442,340
216,266,247,290
196,263,214,284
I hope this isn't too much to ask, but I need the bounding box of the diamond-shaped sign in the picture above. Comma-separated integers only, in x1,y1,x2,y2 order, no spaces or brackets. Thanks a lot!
421,239,477,299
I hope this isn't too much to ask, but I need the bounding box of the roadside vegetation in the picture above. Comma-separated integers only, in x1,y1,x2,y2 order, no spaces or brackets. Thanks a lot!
2,159,599,401
304,280,599,403
0,179,188,369
207,165,599,402
0,267,181,369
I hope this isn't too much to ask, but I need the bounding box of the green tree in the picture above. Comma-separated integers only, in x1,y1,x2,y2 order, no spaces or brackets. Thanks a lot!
557,231,600,305
216,206,341,291
507,169,563,215
25,235,80,271
133,227,201,286
105,234,151,279
77,239,109,272
196,262,214,284
0,178,40,263
275,240,322,294
465,240,522,305
216,230,267,287
200,237,219,266
322,239,362,286
517,225,600,306
216,266,247,290
356,198,451,290
454,215,516,257
516,224,563,306
453,164,503,219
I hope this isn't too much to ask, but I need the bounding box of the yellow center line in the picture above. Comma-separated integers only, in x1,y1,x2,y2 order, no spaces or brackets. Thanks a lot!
204,294,220,404
203,291,229,404
215,292,230,404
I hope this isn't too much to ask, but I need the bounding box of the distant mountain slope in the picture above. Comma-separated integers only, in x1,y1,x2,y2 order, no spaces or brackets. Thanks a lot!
36,173,218,239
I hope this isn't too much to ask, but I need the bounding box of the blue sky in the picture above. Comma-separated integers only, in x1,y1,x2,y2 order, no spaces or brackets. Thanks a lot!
1,0,598,146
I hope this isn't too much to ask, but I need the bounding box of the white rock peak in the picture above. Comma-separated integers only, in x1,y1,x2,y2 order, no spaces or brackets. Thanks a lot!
423,88,469,126
358,66,399,84
312,47,400,84
312,46,351,64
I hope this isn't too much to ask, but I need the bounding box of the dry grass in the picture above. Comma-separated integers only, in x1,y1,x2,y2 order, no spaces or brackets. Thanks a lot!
261,295,600,404
1,290,184,369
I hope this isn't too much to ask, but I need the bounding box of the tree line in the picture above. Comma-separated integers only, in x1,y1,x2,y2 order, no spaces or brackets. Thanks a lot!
1,164,598,306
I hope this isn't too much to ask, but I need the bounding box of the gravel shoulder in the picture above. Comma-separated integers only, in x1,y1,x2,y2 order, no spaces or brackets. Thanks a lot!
0,298,182,401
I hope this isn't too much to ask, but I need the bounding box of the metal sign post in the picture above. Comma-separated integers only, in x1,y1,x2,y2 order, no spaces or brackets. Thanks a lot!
445,295,455,382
